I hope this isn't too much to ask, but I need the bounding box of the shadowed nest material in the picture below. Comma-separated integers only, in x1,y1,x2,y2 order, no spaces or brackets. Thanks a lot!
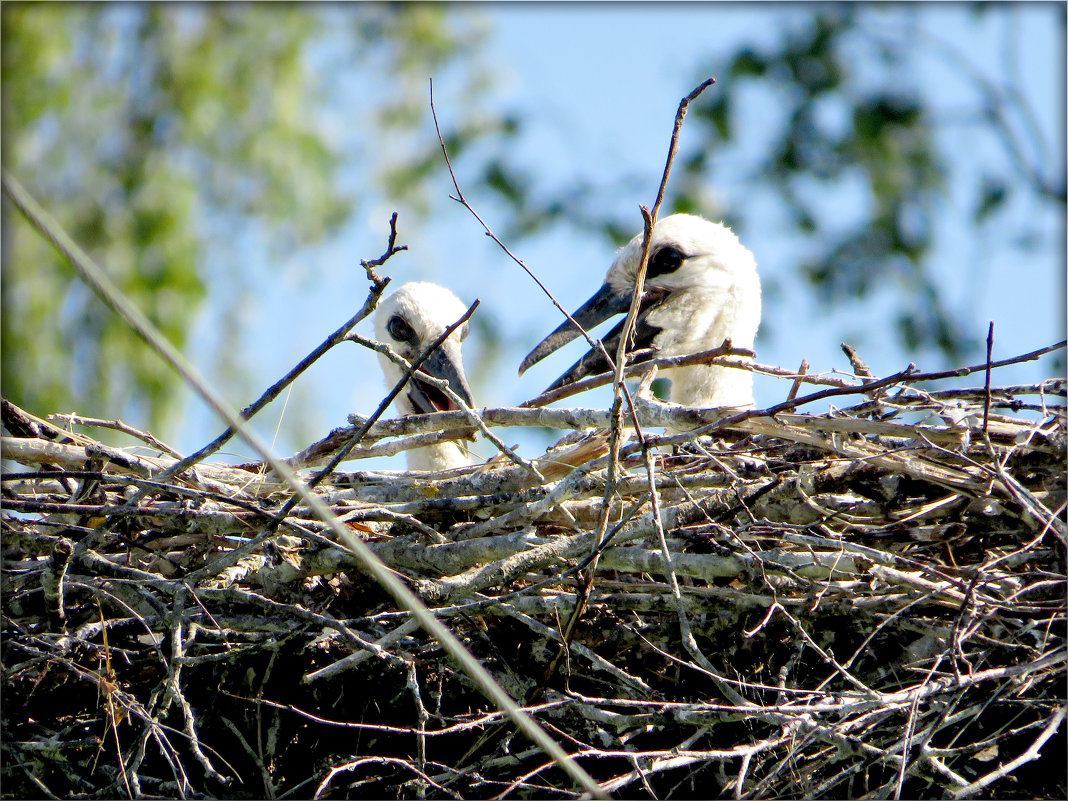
2,360,1065,800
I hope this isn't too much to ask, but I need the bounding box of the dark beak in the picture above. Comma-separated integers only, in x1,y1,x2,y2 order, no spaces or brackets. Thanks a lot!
407,344,474,414
518,282,632,376
520,283,668,392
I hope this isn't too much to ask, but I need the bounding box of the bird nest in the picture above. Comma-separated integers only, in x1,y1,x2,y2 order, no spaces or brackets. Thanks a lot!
4,71,1064,798
2,353,1066,800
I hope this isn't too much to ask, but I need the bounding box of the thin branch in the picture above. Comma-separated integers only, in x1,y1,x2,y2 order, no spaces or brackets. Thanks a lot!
949,704,1067,798
428,77,616,370
48,412,184,458
348,329,545,481
0,167,607,800
983,320,995,434
520,342,757,407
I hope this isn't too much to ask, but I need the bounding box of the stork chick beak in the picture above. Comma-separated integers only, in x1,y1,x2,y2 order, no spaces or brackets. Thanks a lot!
518,282,631,376
407,345,474,414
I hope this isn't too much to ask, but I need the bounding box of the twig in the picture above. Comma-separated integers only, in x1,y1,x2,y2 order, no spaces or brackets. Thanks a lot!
521,338,1066,411
520,344,756,408
49,412,184,458
172,261,394,478
545,77,719,702
841,343,875,381
785,358,810,403
1,167,607,799
428,77,616,371
949,704,1067,798
983,320,995,435
360,211,407,286
349,329,545,482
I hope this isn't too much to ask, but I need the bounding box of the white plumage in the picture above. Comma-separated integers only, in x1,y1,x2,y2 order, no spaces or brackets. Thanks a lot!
520,213,761,409
374,282,474,471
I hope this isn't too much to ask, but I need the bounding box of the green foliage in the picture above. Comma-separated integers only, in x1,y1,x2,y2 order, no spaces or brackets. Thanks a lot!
693,9,1061,363
476,8,1062,367
3,5,326,429
694,13,965,357
0,3,494,433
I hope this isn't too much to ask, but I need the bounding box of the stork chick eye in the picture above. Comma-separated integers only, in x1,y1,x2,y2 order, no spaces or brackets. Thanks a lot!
386,315,417,344
647,245,686,278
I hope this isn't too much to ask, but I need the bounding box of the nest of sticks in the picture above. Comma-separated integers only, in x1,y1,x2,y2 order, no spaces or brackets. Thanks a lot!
2,342,1065,800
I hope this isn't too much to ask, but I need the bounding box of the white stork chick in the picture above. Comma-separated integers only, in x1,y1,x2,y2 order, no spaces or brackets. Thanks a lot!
520,213,761,411
374,282,475,472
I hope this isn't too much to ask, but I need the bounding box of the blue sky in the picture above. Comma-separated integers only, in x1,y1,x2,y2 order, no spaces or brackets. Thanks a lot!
182,4,1064,466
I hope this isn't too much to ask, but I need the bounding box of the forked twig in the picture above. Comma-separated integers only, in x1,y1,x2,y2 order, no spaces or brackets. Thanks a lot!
1,167,607,799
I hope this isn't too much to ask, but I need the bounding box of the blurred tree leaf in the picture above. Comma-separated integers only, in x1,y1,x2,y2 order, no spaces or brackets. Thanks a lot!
0,3,502,434
685,10,1062,364
468,7,1062,369
974,176,1009,224
729,48,768,80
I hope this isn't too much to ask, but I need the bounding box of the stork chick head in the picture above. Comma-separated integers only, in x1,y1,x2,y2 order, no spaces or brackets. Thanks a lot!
374,281,474,417
604,213,757,299
519,213,761,408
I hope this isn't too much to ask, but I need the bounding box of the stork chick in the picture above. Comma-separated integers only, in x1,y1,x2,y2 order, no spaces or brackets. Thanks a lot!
520,213,761,410
374,282,475,471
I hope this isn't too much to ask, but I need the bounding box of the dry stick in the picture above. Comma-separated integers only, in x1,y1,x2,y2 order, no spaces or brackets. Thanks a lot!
429,75,625,702
525,339,1065,422
303,619,422,684
559,341,1068,464
641,364,922,452
0,169,606,800
49,412,184,458
181,301,483,587
428,77,617,372
637,438,726,684
894,648,956,800
520,344,756,407
235,691,569,738
611,79,722,355
315,757,452,800
406,661,430,797
534,77,721,705
785,359,810,403
949,703,1067,799
286,421,475,468
899,339,1064,384
349,331,545,481
14,766,58,801
611,77,721,679
983,320,995,435
613,77,719,438
126,691,191,798
95,603,135,799
653,484,785,702
841,342,875,382
164,212,403,483
164,591,229,785
217,717,275,798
